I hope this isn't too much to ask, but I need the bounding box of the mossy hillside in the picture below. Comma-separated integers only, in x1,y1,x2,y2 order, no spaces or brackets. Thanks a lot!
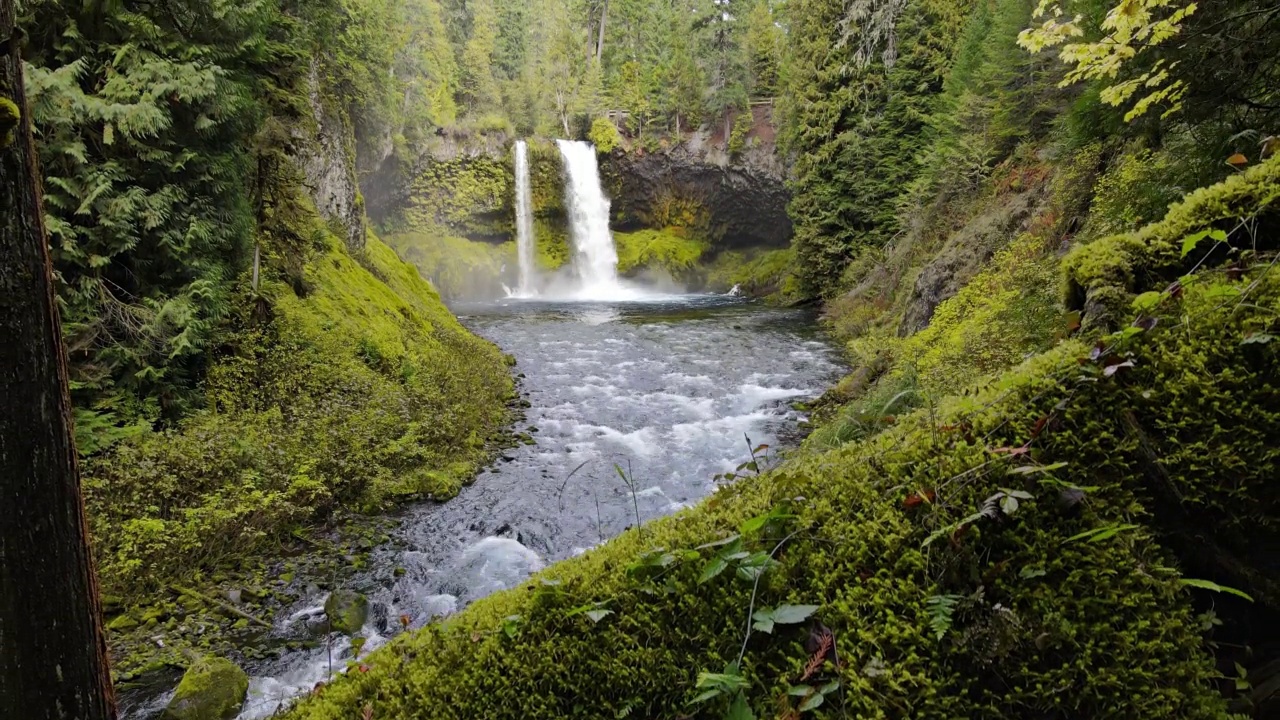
84,233,514,600
808,232,1061,450
283,268,1280,719
704,247,802,301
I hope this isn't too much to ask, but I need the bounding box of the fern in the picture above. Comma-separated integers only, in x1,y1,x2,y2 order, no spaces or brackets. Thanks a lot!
926,594,962,640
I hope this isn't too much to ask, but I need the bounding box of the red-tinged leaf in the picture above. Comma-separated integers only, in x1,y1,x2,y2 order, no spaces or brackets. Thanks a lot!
1031,416,1050,438
358,664,371,673
1065,311,1081,332
903,489,936,508
1226,152,1248,167
882,415,896,424
1169,282,1184,299
399,614,412,628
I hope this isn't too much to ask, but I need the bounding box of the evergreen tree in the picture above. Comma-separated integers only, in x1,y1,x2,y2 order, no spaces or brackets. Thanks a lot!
460,0,502,112
700,0,749,141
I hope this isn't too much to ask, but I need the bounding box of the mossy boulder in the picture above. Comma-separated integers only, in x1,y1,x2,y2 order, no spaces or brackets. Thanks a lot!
1064,154,1280,329
324,590,369,635
162,656,248,720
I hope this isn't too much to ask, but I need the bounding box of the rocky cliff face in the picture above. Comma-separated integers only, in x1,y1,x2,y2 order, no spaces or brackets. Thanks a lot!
601,134,791,248
364,119,791,253
297,61,365,252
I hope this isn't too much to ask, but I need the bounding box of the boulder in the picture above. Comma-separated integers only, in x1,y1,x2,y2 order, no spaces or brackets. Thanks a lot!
162,656,248,720
324,589,368,635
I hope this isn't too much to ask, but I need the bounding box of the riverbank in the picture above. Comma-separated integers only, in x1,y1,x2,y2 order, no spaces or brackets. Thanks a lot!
96,233,520,688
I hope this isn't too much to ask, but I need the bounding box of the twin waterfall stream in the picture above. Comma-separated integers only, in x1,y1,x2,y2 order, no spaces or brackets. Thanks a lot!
512,139,631,300
123,141,843,720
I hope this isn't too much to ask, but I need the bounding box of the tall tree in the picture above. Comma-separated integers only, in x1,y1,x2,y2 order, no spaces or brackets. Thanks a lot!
460,0,502,112
0,1,117,716
701,0,749,141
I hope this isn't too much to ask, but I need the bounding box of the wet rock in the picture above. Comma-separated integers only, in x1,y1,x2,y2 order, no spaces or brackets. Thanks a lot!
162,656,248,720
324,589,369,635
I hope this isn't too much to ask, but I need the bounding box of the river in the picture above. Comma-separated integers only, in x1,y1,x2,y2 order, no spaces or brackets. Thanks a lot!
133,294,843,718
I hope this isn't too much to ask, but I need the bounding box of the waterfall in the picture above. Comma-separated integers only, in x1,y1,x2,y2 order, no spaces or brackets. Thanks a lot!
556,140,624,297
513,140,537,296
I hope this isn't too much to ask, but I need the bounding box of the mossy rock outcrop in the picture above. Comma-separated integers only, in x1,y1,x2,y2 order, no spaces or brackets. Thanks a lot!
1064,154,1280,329
282,163,1280,719
324,590,369,635
162,656,248,720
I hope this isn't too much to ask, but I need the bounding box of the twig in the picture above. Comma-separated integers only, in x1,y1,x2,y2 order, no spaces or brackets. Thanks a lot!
172,585,273,629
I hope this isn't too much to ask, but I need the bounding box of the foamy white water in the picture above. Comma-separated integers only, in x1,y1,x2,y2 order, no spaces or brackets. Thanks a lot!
556,140,626,299
513,140,537,296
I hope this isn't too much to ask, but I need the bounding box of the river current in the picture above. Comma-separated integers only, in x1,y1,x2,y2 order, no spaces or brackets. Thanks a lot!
135,295,842,718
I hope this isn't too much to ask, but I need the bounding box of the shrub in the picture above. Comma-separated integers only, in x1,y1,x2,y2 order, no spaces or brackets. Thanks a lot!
588,117,623,154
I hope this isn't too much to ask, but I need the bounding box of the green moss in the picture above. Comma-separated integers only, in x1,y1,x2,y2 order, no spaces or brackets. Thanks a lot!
384,229,513,300
613,228,708,277
405,156,513,239
704,247,799,301
163,656,248,720
83,233,513,599
1063,155,1280,329
0,96,19,148
324,590,369,635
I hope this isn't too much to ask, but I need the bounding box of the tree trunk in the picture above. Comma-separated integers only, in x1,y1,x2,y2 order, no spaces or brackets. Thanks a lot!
595,0,607,64
0,2,118,718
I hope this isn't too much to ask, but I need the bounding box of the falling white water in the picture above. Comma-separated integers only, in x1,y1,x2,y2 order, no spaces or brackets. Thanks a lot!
513,140,537,296
556,140,627,299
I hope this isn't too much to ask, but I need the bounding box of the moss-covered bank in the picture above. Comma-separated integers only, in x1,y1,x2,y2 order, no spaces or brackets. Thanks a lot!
85,232,515,603
281,160,1280,720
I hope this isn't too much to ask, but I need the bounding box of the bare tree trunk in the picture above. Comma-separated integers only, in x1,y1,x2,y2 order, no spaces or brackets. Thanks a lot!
0,2,118,718
595,0,608,64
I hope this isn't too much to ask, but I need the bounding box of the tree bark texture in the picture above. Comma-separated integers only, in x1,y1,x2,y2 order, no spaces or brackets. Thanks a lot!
0,1,118,717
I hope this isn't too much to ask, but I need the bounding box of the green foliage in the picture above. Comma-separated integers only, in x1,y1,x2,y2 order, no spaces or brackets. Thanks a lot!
406,156,513,239
1063,155,1280,329
898,232,1061,396
704,248,799,301
613,228,708,278
780,0,977,298
727,111,753,156
385,230,514,300
588,117,622,153
83,235,513,597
